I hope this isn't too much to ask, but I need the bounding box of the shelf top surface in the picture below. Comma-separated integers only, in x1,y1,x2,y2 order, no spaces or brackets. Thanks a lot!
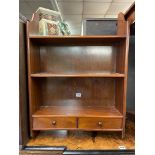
33,106,123,118
31,72,125,78
29,35,126,39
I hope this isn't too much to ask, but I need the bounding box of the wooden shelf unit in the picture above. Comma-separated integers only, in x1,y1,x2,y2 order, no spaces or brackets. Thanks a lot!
27,13,129,138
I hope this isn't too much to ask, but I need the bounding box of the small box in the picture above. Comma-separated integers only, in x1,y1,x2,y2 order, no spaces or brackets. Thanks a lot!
39,19,61,36
36,7,61,22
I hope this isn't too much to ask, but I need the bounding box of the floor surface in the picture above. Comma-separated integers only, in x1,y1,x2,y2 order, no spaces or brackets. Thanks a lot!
26,119,135,150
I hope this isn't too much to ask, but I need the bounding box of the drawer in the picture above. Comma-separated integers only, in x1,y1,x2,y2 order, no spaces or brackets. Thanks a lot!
78,117,122,130
33,117,76,130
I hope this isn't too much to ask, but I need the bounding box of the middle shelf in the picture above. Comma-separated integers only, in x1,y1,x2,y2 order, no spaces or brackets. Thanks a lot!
31,72,125,78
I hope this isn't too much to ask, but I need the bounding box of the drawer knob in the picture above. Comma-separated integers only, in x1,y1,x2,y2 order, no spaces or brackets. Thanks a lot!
98,121,103,127
52,120,56,126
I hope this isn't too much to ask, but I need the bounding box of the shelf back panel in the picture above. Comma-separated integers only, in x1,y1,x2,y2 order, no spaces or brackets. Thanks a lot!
36,78,115,107
31,45,118,74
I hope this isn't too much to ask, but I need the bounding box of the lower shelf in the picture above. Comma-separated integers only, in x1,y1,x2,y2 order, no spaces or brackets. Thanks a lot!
32,106,123,131
33,106,123,118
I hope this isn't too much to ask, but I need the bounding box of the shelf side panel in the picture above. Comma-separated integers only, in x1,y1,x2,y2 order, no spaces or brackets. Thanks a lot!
117,13,127,36
27,22,42,137
116,13,130,137
28,21,39,36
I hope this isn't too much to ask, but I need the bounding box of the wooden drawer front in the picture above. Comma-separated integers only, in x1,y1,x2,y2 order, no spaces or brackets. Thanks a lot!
78,118,122,130
33,117,76,130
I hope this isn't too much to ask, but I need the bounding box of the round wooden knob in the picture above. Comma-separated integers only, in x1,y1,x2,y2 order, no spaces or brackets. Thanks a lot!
52,120,56,126
98,121,103,127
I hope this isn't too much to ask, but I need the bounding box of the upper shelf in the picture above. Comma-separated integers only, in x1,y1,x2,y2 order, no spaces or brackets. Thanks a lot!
29,35,126,45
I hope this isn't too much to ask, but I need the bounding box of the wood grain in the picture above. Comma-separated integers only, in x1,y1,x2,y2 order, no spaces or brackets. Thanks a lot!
35,78,116,107
32,106,123,118
33,117,77,130
78,117,122,130
31,72,125,78
38,45,117,74
117,13,127,36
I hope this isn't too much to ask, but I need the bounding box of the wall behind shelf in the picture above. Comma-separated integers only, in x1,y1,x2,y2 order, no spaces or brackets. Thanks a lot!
127,23,135,114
